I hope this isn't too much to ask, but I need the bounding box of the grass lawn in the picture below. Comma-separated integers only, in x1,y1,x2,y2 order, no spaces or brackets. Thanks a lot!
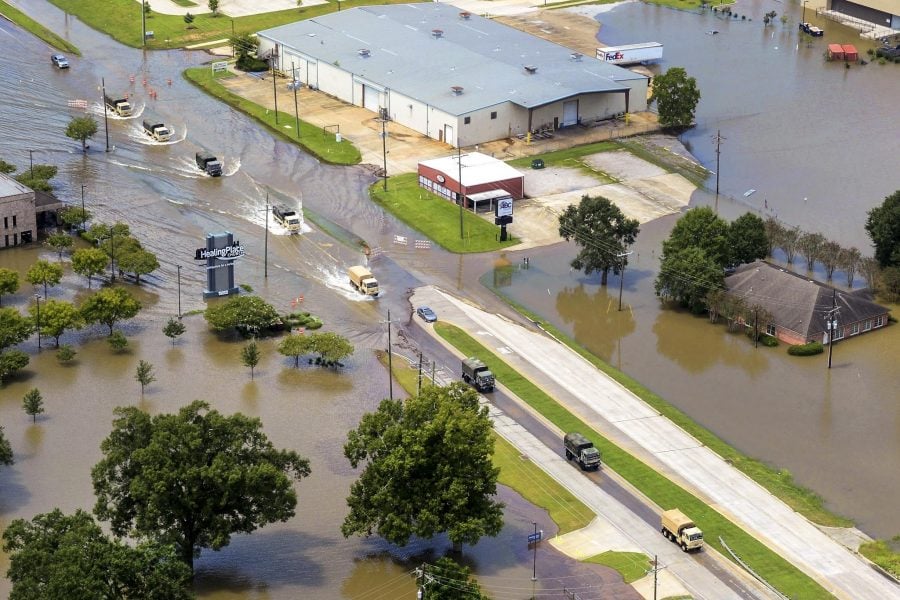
859,538,900,579
183,66,360,166
584,551,650,584
433,322,833,600
507,141,619,183
370,173,520,254
0,0,80,54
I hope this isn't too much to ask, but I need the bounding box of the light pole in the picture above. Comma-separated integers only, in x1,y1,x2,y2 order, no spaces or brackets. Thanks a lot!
176,264,182,319
802,0,808,22
34,294,42,351
377,109,388,192
457,143,464,239
264,196,269,278
292,61,300,139
29,149,34,180
271,60,279,125
80,184,87,231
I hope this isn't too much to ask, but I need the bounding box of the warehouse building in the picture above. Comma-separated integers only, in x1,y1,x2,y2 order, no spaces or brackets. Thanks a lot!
257,3,648,147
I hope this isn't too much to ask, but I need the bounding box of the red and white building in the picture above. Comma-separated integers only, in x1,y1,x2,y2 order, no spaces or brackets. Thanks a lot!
417,152,524,213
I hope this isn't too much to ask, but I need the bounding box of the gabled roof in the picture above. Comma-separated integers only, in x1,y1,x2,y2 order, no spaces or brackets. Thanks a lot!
419,152,523,186
725,261,889,339
258,3,645,116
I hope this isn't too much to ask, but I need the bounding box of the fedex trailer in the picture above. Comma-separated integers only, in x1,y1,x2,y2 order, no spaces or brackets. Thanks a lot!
596,42,663,65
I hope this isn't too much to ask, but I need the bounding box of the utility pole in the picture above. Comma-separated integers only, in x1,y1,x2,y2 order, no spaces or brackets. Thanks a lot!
386,309,394,401
417,351,423,395
101,78,110,152
264,194,269,279
292,61,300,139
713,129,725,214
271,60,279,125
80,184,87,231
825,288,839,369
616,250,633,311
647,555,666,600
379,109,388,192
34,294,41,351
176,264,182,319
754,307,759,348
458,143,464,239
141,0,146,47
29,149,33,180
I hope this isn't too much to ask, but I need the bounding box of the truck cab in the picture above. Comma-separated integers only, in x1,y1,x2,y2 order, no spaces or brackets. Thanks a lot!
461,357,494,392
196,152,223,177
563,432,601,470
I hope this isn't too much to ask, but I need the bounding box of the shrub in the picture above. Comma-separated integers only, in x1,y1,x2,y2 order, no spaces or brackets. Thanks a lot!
759,335,779,347
56,344,77,362
788,341,824,356
236,54,269,72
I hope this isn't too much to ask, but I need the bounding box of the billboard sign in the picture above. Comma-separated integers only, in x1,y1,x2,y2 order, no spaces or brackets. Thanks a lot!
496,197,513,218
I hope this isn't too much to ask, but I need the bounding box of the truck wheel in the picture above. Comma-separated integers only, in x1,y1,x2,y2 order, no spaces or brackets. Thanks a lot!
681,542,688,552
565,449,572,460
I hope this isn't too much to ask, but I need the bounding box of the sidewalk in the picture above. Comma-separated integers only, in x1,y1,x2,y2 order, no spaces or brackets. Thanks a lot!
411,285,900,600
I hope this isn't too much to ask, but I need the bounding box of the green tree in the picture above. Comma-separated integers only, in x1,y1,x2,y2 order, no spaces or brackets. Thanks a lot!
230,32,259,58
426,557,490,600
727,212,768,266
208,0,219,15
26,259,64,298
23,388,44,423
108,330,129,352
163,317,186,346
655,246,724,313
65,116,98,152
241,341,261,379
1,307,33,351
881,266,900,302
859,256,881,291
118,248,159,284
184,12,195,26
28,299,81,346
45,232,73,260
56,344,77,363
796,232,825,272
342,383,503,550
278,333,310,367
307,331,353,365
204,295,281,334
81,287,142,335
72,247,110,288
662,207,730,267
0,159,15,174
819,240,842,281
135,360,155,396
0,425,11,466
0,267,19,306
2,509,193,600
58,205,92,231
764,217,784,257
781,226,801,265
0,350,29,383
143,0,151,16
839,246,862,287
650,67,700,129
865,190,900,268
89,222,133,282
92,401,310,570
16,164,58,192
558,194,640,285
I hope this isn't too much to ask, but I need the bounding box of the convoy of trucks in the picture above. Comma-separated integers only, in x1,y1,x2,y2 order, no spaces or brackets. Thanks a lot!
596,42,663,65
563,432,601,470
461,357,495,392
142,120,172,142
273,206,301,233
661,509,704,552
104,94,133,117
195,152,223,177
348,265,379,296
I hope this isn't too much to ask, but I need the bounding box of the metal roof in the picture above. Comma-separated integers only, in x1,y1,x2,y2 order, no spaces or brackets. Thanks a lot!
259,3,645,116
0,173,32,198
420,152,523,186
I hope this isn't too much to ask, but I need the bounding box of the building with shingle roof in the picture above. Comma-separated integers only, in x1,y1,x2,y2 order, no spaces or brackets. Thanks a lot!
257,3,648,147
725,261,890,345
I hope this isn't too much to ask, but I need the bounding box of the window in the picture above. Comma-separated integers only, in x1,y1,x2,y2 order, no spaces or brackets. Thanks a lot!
3,217,7,229
11,215,15,227
833,326,844,340
850,323,859,335
464,116,471,125
875,315,884,327
863,319,872,331
490,111,497,119
766,323,776,336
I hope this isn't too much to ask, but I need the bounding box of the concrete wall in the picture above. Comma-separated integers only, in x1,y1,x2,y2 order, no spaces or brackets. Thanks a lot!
0,189,37,249
459,103,529,143
830,0,896,24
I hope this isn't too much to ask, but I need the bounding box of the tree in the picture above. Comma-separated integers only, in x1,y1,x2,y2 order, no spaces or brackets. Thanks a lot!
184,12,195,27
92,401,310,570
0,267,19,306
72,247,109,288
241,341,261,379
23,388,44,423
208,0,219,15
727,212,768,266
426,557,490,600
797,232,825,272
204,295,281,334
2,509,193,600
135,360,156,396
661,207,731,268
16,164,58,192
278,333,309,367
230,32,259,59
1,307,34,351
117,248,159,284
557,194,640,285
163,317,186,346
143,0,151,16
781,226,800,265
342,383,504,550
649,67,700,129
763,217,784,257
0,350,29,383
819,240,842,280
655,246,724,313
56,344,77,363
81,287,142,335
0,158,15,174
108,330,129,352
65,116,98,152
308,331,354,365
865,190,900,268
89,222,133,282
840,247,862,287
58,205,92,231
28,299,81,346
859,256,880,291
881,266,900,302
45,232,73,260
26,259,64,298
0,425,11,466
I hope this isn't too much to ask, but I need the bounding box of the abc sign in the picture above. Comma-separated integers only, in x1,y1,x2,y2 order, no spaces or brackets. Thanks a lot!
497,198,513,218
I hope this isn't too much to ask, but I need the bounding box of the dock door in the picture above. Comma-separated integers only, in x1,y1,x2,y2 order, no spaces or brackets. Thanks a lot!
562,100,579,127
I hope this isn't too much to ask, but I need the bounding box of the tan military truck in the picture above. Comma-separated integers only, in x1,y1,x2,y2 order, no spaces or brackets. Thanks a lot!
661,509,704,552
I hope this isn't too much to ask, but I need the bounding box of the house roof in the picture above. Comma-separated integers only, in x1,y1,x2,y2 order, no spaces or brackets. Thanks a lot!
419,152,523,186
725,261,889,339
0,172,33,197
258,3,645,116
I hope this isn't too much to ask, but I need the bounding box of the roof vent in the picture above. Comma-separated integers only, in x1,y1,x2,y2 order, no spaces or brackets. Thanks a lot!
459,11,471,19
451,86,464,95
524,65,538,74
358,48,371,57
570,52,582,61
432,29,444,38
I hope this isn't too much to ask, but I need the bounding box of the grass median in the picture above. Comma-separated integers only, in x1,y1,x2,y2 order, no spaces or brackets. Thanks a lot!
183,66,360,166
0,0,80,54
370,173,520,253
434,321,833,600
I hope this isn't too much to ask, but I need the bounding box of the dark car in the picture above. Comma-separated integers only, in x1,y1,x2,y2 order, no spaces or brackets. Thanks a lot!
416,307,437,323
799,22,824,37
51,54,70,69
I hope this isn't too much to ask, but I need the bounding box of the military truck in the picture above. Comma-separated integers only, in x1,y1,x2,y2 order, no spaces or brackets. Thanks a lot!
195,152,223,177
104,94,133,117
142,120,172,142
461,357,494,392
661,509,704,552
563,432,601,470
273,206,301,234
348,265,379,296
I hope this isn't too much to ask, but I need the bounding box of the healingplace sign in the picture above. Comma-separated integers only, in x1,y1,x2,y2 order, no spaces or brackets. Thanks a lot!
195,232,243,298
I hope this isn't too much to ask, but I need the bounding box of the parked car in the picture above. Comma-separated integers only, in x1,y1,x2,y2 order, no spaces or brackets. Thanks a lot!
51,54,70,69
416,306,437,323
799,22,824,37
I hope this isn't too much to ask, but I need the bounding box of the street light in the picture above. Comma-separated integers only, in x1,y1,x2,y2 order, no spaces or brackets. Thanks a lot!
80,184,87,231
176,264,182,319
34,294,42,351
802,0,808,22
531,522,538,582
